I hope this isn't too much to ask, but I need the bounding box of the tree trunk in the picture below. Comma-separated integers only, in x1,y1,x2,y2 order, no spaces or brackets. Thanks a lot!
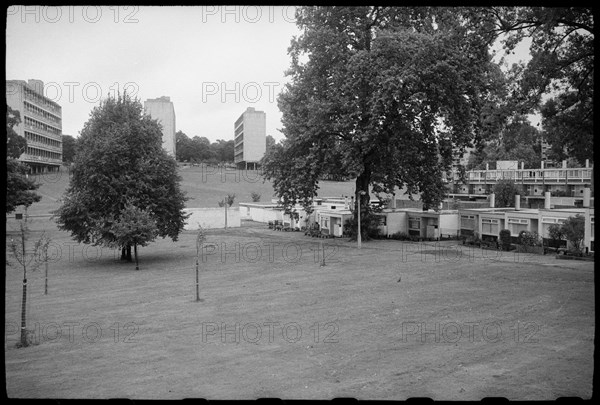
121,245,132,261
355,167,372,241
134,244,139,270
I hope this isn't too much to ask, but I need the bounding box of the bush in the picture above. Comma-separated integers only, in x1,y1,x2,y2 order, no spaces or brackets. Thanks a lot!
518,230,542,253
547,223,566,248
391,232,409,240
561,214,585,254
250,192,261,202
499,229,512,251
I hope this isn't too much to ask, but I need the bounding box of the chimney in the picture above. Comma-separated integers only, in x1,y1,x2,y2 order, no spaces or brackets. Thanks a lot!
541,160,544,169
520,161,524,170
583,186,591,208
514,194,520,211
390,194,396,209
489,193,495,208
562,160,567,169
585,159,589,168
544,191,551,209
485,162,489,171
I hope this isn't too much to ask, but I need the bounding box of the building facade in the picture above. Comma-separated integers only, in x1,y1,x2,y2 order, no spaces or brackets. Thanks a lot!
144,96,176,157
445,160,594,201
234,107,266,169
6,79,63,173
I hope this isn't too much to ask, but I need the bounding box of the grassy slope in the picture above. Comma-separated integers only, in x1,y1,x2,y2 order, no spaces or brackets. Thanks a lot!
4,167,594,400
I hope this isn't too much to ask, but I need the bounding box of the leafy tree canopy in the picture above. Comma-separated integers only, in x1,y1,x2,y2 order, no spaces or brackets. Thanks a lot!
491,7,593,165
263,6,507,219
7,106,26,159
53,93,189,251
6,159,41,214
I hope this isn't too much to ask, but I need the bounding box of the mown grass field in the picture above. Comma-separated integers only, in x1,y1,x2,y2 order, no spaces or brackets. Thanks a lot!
22,165,361,216
4,166,595,400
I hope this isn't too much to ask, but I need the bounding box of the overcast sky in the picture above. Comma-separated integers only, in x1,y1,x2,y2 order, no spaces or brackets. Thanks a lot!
6,6,535,143
6,6,301,142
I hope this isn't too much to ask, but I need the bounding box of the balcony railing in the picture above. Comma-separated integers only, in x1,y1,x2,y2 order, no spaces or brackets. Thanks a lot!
450,168,593,184
20,154,62,164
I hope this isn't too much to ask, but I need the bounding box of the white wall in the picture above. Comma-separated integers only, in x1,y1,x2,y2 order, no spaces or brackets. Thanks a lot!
439,213,459,236
184,207,240,230
385,211,408,236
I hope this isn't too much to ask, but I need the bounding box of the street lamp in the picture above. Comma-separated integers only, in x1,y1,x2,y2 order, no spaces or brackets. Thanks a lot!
357,190,366,249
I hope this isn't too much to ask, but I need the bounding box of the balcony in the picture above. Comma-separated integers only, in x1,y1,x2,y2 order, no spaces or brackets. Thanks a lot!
459,168,593,185
24,105,61,127
24,123,62,138
20,154,62,165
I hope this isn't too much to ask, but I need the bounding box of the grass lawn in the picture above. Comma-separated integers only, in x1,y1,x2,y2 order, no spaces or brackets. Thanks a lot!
21,165,363,216
5,165,594,399
4,216,594,400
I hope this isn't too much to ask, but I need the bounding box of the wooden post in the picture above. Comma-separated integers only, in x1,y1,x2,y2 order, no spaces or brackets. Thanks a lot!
196,258,200,301
20,225,28,347
44,260,48,295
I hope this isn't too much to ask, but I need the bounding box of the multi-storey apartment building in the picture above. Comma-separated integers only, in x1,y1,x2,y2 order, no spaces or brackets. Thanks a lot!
233,107,266,169
6,79,63,173
445,159,594,200
144,96,176,157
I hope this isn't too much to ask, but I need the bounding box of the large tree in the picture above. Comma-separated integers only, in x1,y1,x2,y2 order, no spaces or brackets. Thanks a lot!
53,94,189,262
262,7,505,238
490,7,593,165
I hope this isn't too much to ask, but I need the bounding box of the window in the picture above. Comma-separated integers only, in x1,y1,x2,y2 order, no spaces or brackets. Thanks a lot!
481,218,499,235
408,218,420,229
460,215,475,229
541,217,566,224
541,217,566,238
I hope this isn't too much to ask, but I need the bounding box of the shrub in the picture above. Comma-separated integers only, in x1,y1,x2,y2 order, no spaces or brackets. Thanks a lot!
518,230,542,252
250,192,261,202
561,214,585,255
391,231,409,240
547,223,566,248
499,229,512,251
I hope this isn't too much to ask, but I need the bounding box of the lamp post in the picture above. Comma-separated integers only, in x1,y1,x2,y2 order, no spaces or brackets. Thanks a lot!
357,190,366,249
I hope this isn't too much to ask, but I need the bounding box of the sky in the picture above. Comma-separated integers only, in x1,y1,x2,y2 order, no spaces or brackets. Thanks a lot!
6,6,536,143
6,5,302,142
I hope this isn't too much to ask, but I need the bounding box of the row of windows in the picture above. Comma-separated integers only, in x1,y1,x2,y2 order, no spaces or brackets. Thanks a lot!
25,146,61,160
25,131,62,149
24,87,61,113
24,116,61,136
235,124,244,136
24,101,61,125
